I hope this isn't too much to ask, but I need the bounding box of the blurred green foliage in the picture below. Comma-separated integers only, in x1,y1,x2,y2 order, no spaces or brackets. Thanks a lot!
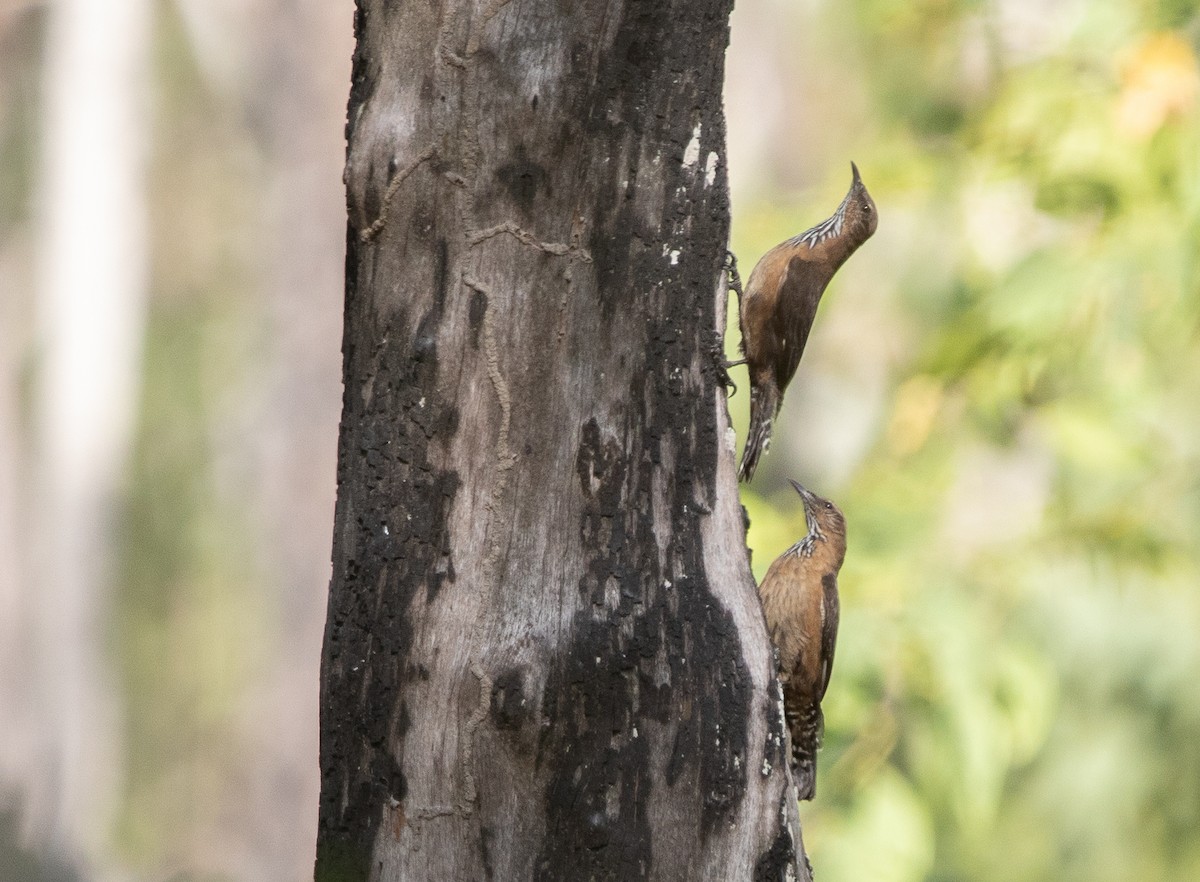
731,2,1200,880
111,4,272,868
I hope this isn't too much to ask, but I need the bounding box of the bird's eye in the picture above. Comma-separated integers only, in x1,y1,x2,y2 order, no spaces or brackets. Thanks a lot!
825,501,834,510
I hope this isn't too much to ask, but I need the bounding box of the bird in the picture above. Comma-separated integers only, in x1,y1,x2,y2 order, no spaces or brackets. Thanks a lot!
757,479,846,801
733,163,877,481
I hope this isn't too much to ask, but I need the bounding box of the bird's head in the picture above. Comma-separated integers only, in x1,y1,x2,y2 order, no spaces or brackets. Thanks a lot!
838,162,877,243
790,479,847,564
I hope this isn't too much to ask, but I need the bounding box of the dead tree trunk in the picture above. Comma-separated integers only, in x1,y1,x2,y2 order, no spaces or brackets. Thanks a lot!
317,1,808,879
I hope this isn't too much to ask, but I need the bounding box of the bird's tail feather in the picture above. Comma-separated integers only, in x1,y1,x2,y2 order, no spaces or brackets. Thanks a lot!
738,381,780,482
788,701,824,801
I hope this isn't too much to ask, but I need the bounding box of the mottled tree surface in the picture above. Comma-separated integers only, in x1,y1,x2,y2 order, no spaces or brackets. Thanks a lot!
317,1,808,879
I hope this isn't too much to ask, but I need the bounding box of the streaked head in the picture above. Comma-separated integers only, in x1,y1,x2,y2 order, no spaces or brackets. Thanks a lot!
789,479,847,557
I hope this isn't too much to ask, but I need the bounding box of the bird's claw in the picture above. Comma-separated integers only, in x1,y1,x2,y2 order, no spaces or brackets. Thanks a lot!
708,331,738,396
723,250,744,302
713,252,745,396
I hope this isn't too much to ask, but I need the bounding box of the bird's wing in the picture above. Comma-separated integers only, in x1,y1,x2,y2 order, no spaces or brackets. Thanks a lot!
816,572,840,702
774,254,826,389
740,248,788,363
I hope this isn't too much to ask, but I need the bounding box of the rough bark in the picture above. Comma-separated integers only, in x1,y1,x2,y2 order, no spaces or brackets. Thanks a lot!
318,1,808,879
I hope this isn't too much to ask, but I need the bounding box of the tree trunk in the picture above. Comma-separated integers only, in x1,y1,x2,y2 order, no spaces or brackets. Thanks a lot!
318,1,808,879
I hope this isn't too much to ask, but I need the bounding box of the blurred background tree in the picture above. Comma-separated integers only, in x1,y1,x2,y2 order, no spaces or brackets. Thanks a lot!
1,1,348,878
1,0,1198,879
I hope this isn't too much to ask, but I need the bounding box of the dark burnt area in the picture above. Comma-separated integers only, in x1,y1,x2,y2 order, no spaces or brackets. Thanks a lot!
490,668,531,732
585,0,674,141
536,407,750,878
535,617,654,881
468,286,488,349
532,0,753,877
431,239,451,311
583,0,735,330
764,666,789,775
317,226,460,879
496,143,551,215
480,825,497,880
754,797,799,882
344,1,373,146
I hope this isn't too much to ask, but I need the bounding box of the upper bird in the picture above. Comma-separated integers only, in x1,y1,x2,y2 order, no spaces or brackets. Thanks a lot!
735,163,877,482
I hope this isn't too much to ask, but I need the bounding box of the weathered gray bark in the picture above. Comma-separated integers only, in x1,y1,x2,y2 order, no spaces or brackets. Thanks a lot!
318,1,808,879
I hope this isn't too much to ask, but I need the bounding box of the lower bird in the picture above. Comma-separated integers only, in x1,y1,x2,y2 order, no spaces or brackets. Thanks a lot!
734,163,877,481
757,480,846,800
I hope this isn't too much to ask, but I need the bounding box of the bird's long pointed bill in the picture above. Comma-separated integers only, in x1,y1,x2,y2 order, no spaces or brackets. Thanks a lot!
834,163,862,217
789,479,821,537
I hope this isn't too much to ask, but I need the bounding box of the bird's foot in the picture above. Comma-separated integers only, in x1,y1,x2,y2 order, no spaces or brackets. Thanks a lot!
707,330,738,396
723,250,744,302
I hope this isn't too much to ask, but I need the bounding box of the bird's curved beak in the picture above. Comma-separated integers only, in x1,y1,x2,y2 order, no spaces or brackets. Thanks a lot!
789,478,815,506
850,161,863,189
789,479,821,536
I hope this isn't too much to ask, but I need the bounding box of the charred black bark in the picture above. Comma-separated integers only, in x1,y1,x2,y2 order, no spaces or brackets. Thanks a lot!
317,0,808,879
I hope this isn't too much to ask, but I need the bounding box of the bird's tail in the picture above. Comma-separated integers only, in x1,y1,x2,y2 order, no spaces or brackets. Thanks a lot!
738,381,780,482
788,701,824,801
